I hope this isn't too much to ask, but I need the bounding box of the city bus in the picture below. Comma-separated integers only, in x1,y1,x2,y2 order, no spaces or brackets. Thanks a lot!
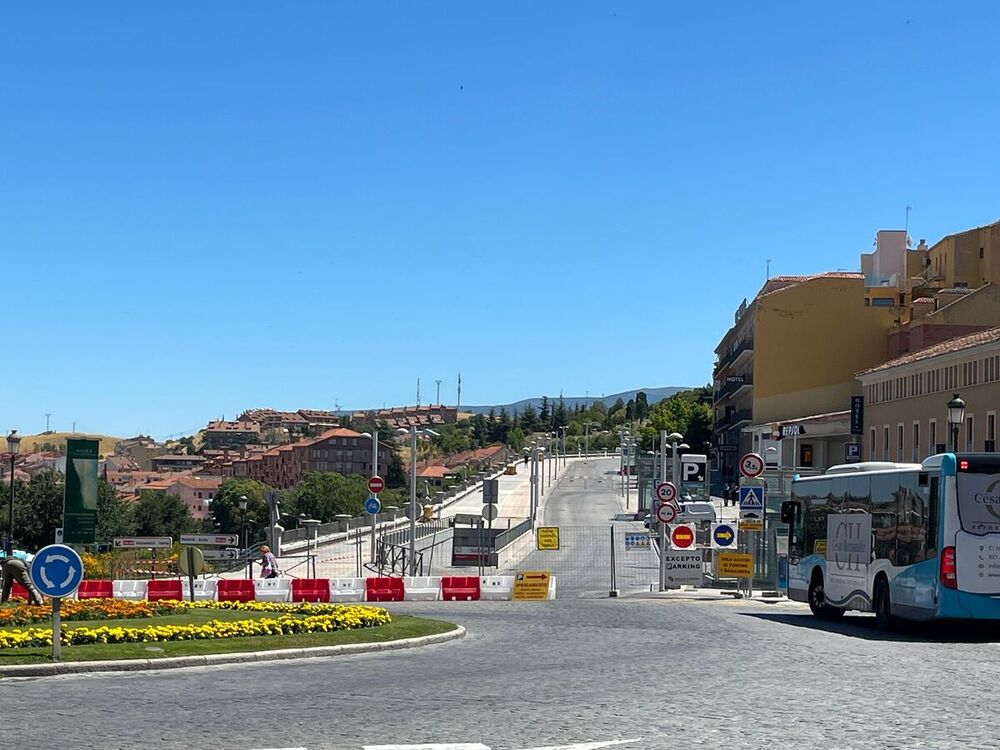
783,453,1000,628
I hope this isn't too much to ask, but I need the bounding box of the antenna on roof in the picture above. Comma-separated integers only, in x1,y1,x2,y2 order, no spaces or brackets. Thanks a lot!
766,259,771,280
416,377,421,407
457,372,462,411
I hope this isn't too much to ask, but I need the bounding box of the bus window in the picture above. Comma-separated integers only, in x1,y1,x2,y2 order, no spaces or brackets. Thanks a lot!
803,478,831,556
870,472,899,565
896,472,926,565
846,475,871,514
787,495,806,558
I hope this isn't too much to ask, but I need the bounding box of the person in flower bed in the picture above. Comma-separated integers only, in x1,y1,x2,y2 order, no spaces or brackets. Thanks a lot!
0,551,43,606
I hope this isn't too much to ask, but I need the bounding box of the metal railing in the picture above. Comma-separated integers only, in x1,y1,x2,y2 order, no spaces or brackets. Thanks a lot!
494,519,532,550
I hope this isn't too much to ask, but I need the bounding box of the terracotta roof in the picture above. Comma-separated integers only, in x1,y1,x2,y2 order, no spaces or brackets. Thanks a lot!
759,271,864,299
417,465,453,479
205,420,261,433
859,326,1000,375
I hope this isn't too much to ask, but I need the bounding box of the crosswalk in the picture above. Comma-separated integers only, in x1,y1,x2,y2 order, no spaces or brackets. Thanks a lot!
257,740,640,750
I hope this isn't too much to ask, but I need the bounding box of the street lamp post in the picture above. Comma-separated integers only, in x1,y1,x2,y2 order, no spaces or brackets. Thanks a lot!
948,394,966,453
238,495,249,578
5,430,20,556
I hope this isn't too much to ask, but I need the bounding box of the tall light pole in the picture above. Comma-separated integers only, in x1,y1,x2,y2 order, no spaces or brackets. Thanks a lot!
947,394,966,453
238,494,249,578
435,379,442,405
5,430,21,555
409,426,418,574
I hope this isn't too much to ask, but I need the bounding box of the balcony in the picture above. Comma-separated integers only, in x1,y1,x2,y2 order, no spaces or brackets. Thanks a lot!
714,374,753,403
716,338,754,373
731,408,753,427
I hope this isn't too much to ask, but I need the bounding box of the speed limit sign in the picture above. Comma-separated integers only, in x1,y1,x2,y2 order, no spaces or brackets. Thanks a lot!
656,502,678,524
655,481,678,504
739,452,765,478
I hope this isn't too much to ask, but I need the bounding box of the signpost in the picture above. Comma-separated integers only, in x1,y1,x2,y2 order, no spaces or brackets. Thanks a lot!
656,502,677,525
661,550,704,587
367,476,385,495
113,537,172,549
718,552,753,579
679,455,707,484
482,503,499,522
736,459,765,597
483,478,499,504
739,452,765,478
364,496,382,515
180,534,239,546
63,438,99,544
536,527,560,550
30,544,84,661
738,486,765,513
669,524,696,550
202,548,240,561
711,522,738,550
655,481,677,505
512,571,551,600
179,546,206,602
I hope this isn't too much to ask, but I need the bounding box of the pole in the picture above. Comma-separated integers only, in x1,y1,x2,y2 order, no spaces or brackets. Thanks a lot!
356,527,362,577
658,516,667,592
659,430,668,489
409,426,417,575
609,525,618,597
530,449,537,523
540,447,545,497
52,597,62,662
370,430,379,563
7,454,14,555
186,547,196,603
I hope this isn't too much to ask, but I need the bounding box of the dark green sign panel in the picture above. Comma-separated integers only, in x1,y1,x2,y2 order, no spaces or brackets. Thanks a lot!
63,438,99,544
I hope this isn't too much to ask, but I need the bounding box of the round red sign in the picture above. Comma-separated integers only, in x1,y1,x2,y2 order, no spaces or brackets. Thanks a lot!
367,476,385,494
670,524,695,549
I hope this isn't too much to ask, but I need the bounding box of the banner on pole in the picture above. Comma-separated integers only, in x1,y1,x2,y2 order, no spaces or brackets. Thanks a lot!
63,438,99,544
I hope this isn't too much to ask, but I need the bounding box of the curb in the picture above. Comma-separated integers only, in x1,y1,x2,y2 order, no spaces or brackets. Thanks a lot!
0,624,466,679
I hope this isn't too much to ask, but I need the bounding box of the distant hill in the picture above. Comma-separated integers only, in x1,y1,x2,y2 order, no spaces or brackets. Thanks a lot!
463,386,690,415
0,432,121,457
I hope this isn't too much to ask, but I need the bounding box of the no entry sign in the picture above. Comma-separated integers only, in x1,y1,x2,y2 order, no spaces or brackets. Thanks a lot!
368,476,385,494
670,523,696,550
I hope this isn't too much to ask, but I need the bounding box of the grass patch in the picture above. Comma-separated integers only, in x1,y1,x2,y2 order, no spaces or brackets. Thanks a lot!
0,616,455,668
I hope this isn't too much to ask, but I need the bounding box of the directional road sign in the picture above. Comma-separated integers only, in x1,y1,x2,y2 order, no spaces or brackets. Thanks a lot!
30,544,84,599
202,548,240,561
711,523,738,550
656,502,677,525
365,496,382,515
368,476,385,494
669,524,697,550
113,536,172,549
739,485,765,512
739,452,765,478
180,534,239,546
655,481,678,504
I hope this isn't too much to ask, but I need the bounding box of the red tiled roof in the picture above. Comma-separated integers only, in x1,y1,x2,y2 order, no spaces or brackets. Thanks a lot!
417,465,453,479
859,326,1000,375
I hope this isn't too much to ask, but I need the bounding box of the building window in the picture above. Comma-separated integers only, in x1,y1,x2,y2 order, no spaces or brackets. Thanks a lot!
912,423,920,463
870,427,877,460
897,424,904,462
883,426,890,461
987,412,997,453
929,419,937,457
967,416,975,453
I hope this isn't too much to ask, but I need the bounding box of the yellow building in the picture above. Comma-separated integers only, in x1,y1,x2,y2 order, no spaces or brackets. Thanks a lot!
713,272,895,484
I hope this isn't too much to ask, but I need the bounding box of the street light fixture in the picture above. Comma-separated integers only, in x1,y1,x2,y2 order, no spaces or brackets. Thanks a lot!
5,430,21,555
238,495,250,577
947,394,966,453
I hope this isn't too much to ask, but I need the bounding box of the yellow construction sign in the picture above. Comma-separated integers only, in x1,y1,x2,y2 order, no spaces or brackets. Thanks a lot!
739,519,763,532
536,527,560,550
717,552,753,578
513,571,551,600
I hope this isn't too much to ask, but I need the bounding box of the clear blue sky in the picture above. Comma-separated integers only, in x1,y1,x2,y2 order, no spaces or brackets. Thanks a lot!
3,2,999,439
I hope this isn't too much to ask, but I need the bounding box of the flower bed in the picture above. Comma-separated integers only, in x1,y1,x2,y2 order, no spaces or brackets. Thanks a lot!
0,600,391,650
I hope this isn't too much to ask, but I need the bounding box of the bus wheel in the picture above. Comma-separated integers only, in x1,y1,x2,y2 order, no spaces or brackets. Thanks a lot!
873,578,895,631
808,572,844,620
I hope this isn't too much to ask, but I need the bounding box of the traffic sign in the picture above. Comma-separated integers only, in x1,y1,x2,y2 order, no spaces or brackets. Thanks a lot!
680,455,707,484
623,533,650,549
739,485,765,512
201,548,240,561
717,552,753,578
655,481,678,504
368,475,385,494
669,524,696,550
179,546,206,576
512,571,551,600
30,544,84,599
365,496,382,515
711,523,738,549
739,452,765,478
180,534,239,546
536,527,560,550
482,503,499,521
483,478,499,504
739,518,764,532
656,502,677,525
113,536,172,549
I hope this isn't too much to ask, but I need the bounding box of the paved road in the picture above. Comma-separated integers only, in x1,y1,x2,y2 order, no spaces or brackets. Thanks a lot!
5,597,1000,749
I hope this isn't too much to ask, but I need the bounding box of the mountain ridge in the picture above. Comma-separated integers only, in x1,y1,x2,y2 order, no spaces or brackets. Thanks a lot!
462,386,691,415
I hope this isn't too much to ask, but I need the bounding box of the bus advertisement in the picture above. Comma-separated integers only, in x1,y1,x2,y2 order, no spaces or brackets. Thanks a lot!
784,453,1000,628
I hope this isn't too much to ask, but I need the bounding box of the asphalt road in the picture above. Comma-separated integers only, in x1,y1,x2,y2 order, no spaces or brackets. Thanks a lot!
5,597,1000,749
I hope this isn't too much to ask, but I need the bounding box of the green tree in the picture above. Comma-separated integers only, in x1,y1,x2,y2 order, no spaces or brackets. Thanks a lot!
284,472,368,521
7,471,64,551
211,479,272,542
386,449,407,489
554,396,568,429
506,426,526,451
433,424,469,454
519,404,539,432
132,491,199,539
538,397,550,429
96,480,135,543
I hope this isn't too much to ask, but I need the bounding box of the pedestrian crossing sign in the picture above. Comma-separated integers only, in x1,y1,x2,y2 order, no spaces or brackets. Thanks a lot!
739,485,765,512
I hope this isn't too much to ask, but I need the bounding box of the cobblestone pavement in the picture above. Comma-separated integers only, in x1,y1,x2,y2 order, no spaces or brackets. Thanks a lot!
3,596,1000,749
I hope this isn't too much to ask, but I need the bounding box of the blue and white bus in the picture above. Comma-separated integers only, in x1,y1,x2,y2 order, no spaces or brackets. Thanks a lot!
784,453,1000,628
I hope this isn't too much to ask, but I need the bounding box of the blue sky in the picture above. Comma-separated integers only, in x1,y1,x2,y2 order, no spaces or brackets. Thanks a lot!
3,2,999,439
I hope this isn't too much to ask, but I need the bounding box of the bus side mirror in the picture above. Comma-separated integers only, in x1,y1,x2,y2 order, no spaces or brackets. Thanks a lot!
781,501,800,525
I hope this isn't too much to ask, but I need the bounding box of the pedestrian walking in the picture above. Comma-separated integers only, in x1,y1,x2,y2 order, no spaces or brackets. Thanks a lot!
723,484,732,507
1,554,44,605
259,545,280,579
